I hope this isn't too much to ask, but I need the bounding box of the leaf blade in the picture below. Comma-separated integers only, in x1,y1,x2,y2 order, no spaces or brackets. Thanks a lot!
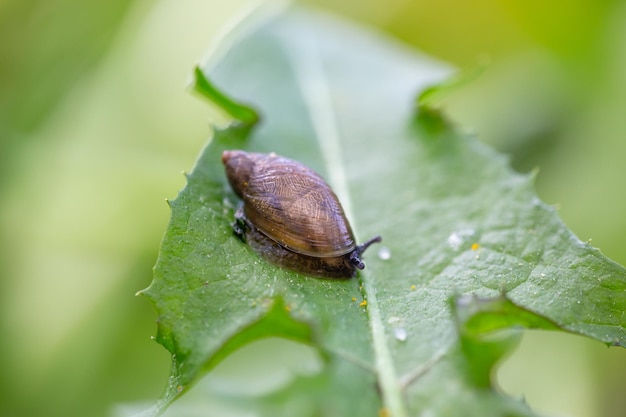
142,5,626,417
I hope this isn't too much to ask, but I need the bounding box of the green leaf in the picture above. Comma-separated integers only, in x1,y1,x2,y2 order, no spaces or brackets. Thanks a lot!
139,5,626,417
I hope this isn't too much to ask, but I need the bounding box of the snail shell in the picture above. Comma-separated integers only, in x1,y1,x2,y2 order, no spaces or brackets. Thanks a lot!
222,150,381,278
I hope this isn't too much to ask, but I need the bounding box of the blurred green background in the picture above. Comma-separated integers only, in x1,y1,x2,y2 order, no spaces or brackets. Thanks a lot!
0,0,624,416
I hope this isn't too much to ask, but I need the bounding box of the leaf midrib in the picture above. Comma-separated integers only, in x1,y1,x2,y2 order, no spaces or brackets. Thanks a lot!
285,31,408,417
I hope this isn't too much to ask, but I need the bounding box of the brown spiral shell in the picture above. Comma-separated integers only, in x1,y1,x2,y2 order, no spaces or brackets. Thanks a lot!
222,150,381,278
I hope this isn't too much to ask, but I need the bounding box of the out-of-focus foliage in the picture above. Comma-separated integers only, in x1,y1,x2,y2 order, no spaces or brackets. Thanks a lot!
0,0,133,179
0,1,250,416
0,0,624,417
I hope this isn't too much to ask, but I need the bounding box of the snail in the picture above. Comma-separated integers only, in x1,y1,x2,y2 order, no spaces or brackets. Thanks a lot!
222,150,381,278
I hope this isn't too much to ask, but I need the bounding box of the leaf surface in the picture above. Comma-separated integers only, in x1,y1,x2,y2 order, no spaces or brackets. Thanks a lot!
140,6,626,417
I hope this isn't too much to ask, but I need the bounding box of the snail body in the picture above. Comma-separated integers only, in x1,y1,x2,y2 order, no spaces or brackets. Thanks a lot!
222,150,381,278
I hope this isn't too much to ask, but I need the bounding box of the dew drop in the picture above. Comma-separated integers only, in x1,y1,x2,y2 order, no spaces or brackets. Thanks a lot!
447,229,476,251
394,327,408,342
378,246,392,260
447,233,463,250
